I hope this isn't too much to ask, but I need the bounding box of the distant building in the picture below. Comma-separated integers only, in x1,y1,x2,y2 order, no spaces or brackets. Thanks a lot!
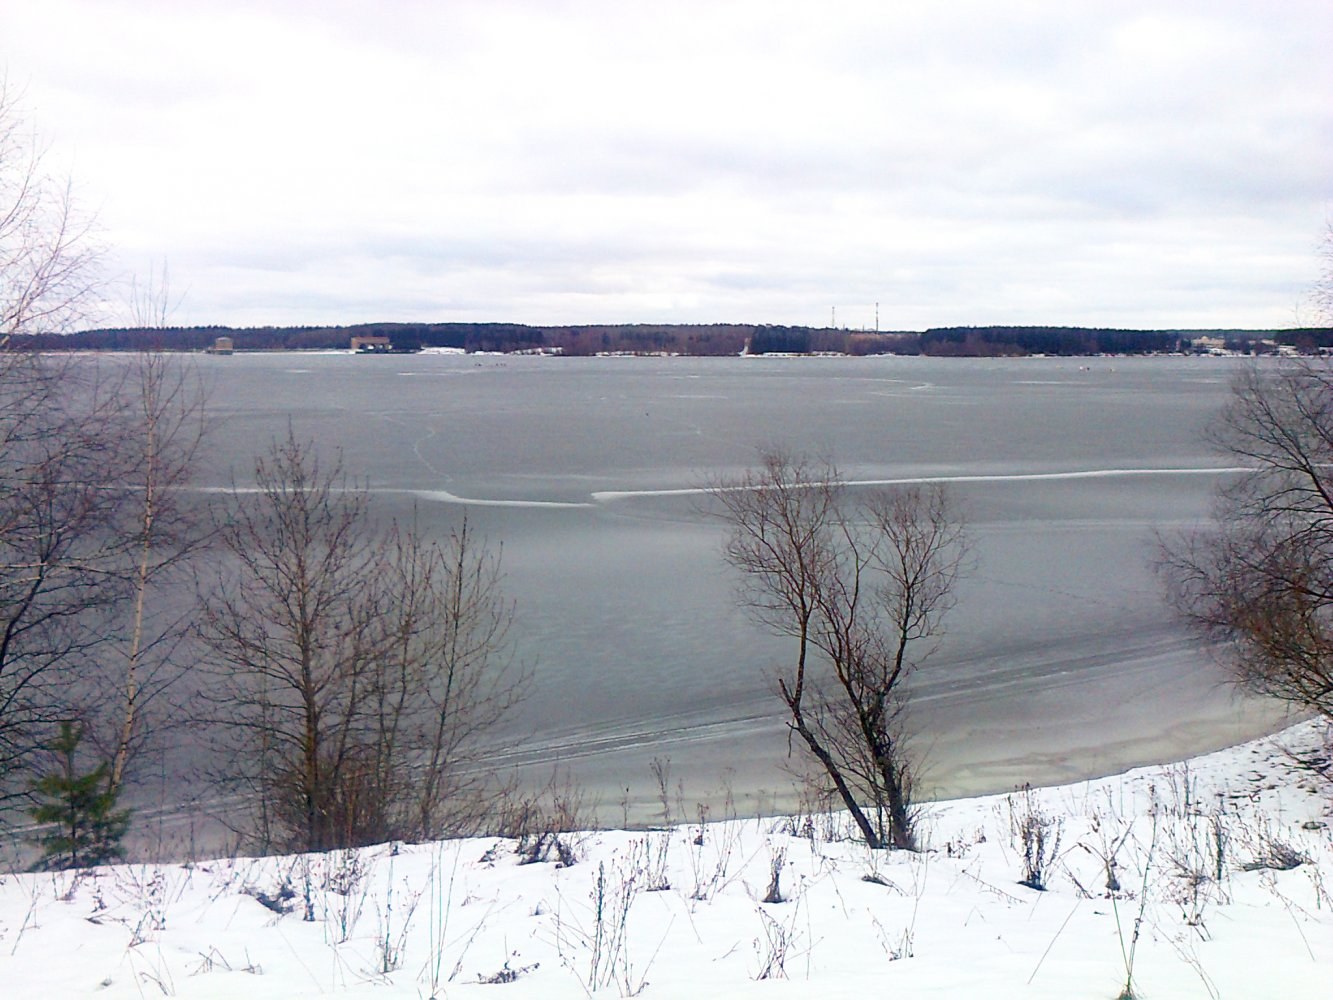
207,336,234,355
351,336,392,353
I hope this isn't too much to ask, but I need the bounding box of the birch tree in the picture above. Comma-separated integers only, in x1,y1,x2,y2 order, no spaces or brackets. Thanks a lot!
102,351,208,799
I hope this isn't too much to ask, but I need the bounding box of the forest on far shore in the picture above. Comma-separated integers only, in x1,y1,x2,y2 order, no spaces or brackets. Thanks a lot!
12,322,1333,357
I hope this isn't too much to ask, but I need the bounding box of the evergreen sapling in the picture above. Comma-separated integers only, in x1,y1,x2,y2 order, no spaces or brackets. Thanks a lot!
28,721,130,870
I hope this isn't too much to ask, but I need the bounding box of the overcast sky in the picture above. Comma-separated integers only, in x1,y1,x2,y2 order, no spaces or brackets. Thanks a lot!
6,0,1332,330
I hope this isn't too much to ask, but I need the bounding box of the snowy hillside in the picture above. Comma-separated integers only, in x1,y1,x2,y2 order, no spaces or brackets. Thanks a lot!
2,722,1330,999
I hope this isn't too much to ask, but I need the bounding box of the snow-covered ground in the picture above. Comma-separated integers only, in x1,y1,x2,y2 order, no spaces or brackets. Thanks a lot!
3,722,1330,999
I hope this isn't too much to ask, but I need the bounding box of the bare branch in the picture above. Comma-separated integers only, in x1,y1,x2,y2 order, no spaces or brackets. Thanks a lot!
0,83,102,338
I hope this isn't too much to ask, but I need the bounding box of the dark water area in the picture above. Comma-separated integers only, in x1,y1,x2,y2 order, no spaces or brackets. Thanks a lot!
112,352,1295,838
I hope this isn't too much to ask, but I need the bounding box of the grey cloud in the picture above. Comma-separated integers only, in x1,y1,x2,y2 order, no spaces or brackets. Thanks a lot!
11,0,1330,328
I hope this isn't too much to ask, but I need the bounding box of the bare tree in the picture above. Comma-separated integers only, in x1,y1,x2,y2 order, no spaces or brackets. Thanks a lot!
199,431,527,852
198,432,383,852
1160,359,1333,719
0,89,208,859
711,452,969,849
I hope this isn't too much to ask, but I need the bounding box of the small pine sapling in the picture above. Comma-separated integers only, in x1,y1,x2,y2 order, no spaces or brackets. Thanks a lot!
28,721,131,871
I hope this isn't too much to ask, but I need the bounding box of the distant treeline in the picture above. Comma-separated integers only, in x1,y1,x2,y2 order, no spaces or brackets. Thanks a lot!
11,322,1333,356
